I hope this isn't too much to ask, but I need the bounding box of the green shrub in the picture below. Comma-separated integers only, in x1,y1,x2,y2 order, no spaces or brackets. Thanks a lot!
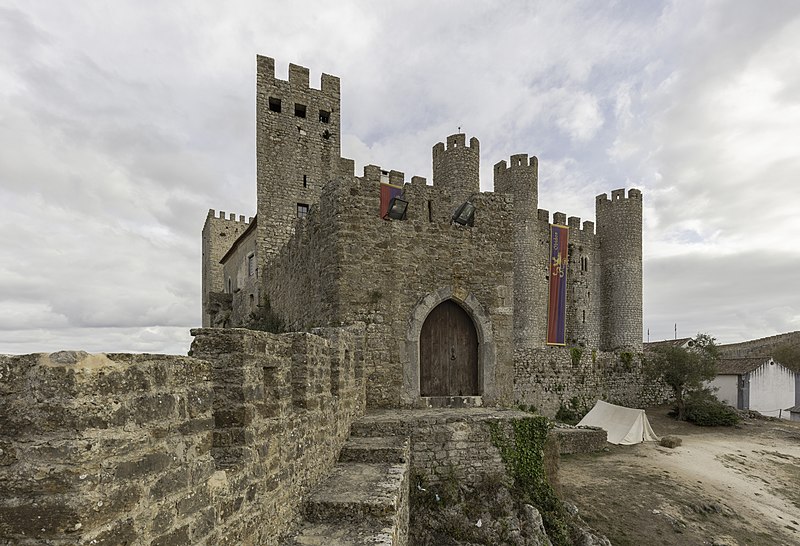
683,389,741,426
570,347,582,366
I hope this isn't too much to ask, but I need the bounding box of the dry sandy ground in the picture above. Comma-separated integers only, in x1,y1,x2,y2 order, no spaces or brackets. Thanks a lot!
560,407,800,546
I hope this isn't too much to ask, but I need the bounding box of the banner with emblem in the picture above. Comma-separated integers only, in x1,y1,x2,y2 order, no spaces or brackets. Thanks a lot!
547,224,569,345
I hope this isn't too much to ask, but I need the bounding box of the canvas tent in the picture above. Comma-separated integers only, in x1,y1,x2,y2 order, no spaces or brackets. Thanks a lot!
577,400,659,445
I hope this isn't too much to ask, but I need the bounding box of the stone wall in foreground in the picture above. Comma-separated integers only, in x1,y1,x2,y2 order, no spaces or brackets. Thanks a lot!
0,325,366,546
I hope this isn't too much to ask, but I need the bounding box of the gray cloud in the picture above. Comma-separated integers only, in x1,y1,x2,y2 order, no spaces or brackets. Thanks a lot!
1,0,799,354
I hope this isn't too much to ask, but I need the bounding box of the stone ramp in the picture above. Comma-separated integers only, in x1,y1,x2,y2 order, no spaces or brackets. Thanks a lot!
286,435,410,545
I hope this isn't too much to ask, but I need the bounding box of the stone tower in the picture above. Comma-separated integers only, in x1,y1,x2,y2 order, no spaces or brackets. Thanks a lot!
596,188,643,351
432,133,480,208
201,210,251,326
493,154,543,349
255,55,343,273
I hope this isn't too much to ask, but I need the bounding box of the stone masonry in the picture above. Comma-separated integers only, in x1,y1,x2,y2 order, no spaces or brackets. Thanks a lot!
202,55,650,414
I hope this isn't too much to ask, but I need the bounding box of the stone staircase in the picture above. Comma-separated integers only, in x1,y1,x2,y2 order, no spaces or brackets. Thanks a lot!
287,433,410,545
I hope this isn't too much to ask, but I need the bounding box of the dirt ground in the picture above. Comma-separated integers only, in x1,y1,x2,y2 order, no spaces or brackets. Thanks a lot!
560,406,800,546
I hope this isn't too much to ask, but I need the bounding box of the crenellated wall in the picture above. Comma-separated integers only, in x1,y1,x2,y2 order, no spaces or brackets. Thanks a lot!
596,188,643,352
513,347,670,416
202,210,253,327
0,325,366,546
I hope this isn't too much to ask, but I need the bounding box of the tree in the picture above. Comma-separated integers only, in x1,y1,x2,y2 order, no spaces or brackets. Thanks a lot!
646,333,720,421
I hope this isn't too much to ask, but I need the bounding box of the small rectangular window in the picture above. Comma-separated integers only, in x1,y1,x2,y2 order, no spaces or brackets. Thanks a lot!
303,174,308,188
297,203,309,218
319,110,330,123
294,103,306,118
268,97,281,112
247,253,255,276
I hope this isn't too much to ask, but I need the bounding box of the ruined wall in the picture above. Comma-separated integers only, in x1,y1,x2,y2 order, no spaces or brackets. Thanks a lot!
0,326,366,546
202,210,252,327
513,347,670,417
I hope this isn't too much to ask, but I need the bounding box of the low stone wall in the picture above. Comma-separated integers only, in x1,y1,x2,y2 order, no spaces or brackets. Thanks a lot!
514,347,671,417
351,408,532,488
0,325,366,546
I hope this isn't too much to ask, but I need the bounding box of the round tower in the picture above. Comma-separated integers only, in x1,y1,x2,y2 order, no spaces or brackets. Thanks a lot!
492,154,541,349
432,133,480,207
595,188,643,352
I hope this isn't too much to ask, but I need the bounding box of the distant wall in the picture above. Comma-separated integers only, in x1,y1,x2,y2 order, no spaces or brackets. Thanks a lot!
0,325,366,545
720,331,800,358
514,347,670,417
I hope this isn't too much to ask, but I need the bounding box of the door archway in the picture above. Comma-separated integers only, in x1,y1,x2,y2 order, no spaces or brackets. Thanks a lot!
420,300,479,396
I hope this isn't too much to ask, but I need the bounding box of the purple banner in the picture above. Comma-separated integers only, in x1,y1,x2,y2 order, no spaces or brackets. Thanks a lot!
547,224,568,345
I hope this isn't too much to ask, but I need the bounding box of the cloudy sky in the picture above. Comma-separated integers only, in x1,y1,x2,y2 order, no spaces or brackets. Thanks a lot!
1,0,799,354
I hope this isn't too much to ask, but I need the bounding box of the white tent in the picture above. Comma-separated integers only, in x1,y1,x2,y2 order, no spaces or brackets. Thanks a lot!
577,400,659,445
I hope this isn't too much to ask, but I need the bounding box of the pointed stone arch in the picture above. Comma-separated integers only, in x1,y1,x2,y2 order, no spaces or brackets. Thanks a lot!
403,287,496,406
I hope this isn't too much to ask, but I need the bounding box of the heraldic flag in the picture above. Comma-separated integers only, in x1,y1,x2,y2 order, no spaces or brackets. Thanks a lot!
379,183,403,219
547,224,569,345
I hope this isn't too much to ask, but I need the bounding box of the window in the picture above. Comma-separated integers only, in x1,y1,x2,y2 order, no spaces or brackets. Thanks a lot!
247,253,255,276
297,203,309,218
319,109,330,123
268,97,281,112
580,256,589,272
303,174,308,188
226,278,232,294
249,294,255,310
582,310,586,323
294,103,306,118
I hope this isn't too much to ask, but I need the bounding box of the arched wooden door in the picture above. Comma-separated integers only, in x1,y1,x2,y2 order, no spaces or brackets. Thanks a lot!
420,300,479,396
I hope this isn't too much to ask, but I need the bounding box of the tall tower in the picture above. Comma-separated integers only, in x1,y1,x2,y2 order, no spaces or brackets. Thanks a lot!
255,56,343,271
432,133,480,208
596,188,643,352
493,154,543,349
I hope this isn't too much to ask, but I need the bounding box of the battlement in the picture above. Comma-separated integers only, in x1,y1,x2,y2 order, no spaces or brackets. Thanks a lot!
361,165,408,186
596,188,642,206
493,154,538,175
257,55,340,94
432,133,480,157
206,209,253,225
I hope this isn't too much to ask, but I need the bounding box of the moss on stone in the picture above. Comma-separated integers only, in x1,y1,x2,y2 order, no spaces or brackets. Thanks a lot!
488,416,571,545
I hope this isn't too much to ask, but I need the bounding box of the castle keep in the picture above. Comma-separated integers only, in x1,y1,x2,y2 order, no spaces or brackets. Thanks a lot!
203,55,645,411
1,55,660,545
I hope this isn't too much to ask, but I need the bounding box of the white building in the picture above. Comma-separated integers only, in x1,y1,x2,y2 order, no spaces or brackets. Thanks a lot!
710,357,799,419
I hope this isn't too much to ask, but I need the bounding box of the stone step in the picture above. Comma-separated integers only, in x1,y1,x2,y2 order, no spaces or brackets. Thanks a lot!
303,462,408,523
338,436,410,464
289,520,395,546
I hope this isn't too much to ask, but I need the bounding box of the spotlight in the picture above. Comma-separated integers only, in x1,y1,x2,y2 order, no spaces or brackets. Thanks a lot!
386,197,409,220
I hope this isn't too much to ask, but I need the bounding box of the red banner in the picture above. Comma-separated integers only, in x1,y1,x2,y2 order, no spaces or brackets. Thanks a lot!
379,183,403,219
547,224,569,345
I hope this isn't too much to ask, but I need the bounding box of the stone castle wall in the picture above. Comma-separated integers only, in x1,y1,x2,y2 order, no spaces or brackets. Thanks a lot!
255,55,349,277
596,189,643,352
202,210,252,327
514,347,671,417
338,175,516,408
0,326,366,545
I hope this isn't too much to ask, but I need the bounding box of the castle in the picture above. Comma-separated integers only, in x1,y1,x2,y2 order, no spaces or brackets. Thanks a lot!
1,55,659,546
202,55,645,411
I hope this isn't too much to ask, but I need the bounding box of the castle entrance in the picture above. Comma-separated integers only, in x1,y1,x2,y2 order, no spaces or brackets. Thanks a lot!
420,300,479,396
